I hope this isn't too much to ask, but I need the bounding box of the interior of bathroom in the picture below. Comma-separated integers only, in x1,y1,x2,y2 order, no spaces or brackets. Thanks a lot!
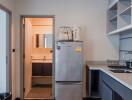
24,18,53,99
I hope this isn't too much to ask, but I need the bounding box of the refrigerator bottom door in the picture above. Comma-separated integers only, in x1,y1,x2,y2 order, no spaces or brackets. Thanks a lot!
55,83,83,100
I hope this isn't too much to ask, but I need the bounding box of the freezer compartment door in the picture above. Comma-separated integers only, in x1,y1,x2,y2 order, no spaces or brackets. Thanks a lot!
55,42,83,81
55,82,83,100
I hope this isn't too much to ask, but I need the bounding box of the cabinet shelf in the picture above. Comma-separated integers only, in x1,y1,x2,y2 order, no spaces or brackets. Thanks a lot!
107,2,118,33
107,0,132,35
110,15,118,21
120,50,132,52
119,6,131,15
118,7,131,29
109,3,118,19
108,24,132,35
108,0,119,10
32,76,52,86
108,17,117,33
118,0,131,14
120,6,131,15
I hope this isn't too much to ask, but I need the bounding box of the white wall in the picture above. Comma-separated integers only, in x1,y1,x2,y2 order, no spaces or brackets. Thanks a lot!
14,0,119,97
0,0,14,10
0,0,16,99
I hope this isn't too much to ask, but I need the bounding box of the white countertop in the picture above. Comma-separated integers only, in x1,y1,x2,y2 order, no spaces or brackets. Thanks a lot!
32,59,52,63
87,64,132,91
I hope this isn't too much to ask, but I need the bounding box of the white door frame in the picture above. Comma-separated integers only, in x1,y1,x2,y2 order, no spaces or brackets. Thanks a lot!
0,4,12,93
20,15,55,99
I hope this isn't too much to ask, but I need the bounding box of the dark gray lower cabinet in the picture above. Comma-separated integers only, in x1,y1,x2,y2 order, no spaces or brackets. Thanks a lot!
88,69,131,100
101,72,123,100
113,91,124,100
87,70,101,98
102,81,123,100
102,81,112,100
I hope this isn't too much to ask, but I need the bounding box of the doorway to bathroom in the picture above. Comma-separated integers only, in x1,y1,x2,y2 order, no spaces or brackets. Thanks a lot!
20,16,55,99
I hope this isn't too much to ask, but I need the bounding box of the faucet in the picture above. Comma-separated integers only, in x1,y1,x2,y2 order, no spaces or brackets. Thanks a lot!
43,56,46,61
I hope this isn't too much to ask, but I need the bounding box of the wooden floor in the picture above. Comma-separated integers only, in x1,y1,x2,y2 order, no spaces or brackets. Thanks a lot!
25,87,52,100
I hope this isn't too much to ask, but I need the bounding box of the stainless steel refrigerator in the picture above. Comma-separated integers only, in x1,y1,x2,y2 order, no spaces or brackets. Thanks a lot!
55,41,83,100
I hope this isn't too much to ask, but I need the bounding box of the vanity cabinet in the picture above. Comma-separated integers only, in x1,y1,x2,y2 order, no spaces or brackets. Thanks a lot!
32,63,42,76
32,63,52,76
32,63,52,87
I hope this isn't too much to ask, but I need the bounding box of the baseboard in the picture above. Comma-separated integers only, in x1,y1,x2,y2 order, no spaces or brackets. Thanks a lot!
83,97,88,100
15,98,20,100
17,97,101,100
83,97,101,100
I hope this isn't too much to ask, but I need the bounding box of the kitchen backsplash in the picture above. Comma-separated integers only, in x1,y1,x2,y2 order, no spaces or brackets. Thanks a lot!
120,30,132,61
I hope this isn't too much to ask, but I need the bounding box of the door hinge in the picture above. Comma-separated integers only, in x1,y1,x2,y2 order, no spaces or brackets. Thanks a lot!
6,56,8,64
23,88,25,92
22,23,25,28
22,18,25,25
23,54,25,59
12,49,16,52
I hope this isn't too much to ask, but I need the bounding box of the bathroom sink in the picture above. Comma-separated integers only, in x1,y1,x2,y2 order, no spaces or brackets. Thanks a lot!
110,69,132,73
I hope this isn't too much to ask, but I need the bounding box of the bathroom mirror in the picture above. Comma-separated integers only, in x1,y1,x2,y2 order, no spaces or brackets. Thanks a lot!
34,34,53,48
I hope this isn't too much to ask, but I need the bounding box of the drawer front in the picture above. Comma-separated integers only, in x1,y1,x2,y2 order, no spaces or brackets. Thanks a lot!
102,72,132,100
32,63,52,76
